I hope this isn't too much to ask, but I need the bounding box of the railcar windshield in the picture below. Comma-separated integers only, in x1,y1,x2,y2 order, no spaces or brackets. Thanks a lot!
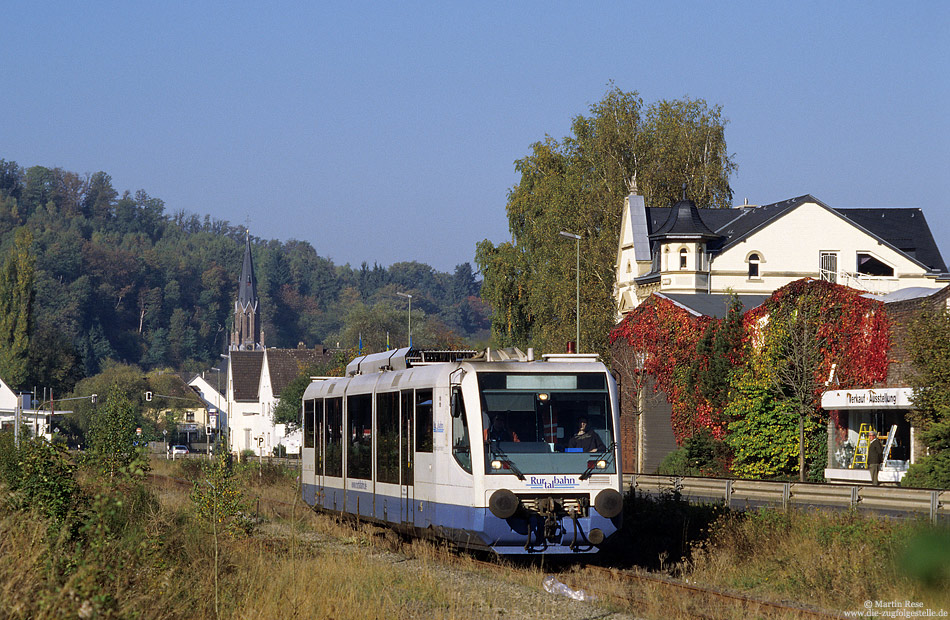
477,372,616,476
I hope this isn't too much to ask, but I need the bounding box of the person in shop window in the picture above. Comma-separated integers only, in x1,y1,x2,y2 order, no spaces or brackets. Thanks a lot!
867,430,884,486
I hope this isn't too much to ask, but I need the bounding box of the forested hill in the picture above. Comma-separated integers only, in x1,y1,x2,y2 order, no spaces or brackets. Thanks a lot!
0,160,490,394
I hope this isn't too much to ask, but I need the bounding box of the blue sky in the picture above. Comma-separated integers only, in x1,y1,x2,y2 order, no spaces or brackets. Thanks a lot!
3,1,948,272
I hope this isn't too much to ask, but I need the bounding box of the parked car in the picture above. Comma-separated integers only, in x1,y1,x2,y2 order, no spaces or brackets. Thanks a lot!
171,445,189,455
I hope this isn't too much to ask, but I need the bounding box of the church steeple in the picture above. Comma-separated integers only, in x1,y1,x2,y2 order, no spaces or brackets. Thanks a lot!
231,231,261,350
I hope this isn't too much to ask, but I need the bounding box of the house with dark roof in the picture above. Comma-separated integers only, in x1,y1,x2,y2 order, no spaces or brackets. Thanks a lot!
615,193,948,314
224,346,336,455
189,232,338,456
612,193,950,479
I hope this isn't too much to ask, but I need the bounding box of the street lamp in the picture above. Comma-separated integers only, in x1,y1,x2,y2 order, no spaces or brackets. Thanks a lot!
559,230,581,352
397,292,412,348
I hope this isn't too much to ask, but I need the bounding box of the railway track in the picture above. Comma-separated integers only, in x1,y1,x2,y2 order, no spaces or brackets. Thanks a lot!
575,564,845,619
151,470,851,618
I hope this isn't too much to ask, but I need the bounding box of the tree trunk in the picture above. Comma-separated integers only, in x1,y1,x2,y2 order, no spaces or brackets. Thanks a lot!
799,413,806,482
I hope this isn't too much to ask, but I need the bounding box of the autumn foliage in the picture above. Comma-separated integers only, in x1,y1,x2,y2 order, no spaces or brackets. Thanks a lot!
610,279,891,477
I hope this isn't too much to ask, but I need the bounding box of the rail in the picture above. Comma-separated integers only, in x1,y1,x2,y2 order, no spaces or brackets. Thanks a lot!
625,473,949,524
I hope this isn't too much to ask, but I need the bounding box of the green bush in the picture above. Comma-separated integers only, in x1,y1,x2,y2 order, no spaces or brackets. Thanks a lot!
901,452,950,489
657,429,731,476
18,439,81,525
191,452,254,537
902,420,950,489
0,430,22,491
176,457,204,481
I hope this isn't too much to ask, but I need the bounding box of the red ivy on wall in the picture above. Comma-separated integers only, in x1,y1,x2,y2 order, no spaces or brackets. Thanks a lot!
746,279,890,399
610,295,728,443
610,279,891,446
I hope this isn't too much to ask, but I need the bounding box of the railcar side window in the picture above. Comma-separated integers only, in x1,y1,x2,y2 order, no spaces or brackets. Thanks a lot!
376,391,399,484
347,394,372,480
415,389,433,453
451,387,472,473
315,399,324,475
303,399,316,449
325,397,343,477
401,391,414,485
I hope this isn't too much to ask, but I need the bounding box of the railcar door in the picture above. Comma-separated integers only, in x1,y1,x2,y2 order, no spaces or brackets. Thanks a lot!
400,390,414,524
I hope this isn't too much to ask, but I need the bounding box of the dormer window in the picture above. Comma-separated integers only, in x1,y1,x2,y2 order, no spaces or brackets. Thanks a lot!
857,253,894,277
748,253,761,279
679,249,688,270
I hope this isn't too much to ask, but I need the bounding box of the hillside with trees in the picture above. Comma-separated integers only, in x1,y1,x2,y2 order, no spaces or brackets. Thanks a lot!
0,160,489,395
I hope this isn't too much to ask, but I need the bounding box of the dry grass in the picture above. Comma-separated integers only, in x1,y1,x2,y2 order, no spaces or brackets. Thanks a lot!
7,455,945,619
685,508,950,614
145,457,586,619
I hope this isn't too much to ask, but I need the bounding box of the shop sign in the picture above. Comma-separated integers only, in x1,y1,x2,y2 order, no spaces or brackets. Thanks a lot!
821,388,913,410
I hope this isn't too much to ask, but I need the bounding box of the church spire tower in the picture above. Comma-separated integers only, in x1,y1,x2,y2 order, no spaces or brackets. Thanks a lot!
231,230,262,350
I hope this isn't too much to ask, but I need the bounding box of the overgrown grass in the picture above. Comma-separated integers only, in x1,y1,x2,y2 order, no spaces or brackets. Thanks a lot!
689,507,950,611
0,454,564,619
4,447,947,618
607,489,950,614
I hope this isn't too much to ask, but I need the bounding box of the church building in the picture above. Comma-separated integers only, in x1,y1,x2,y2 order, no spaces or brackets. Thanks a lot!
190,232,335,456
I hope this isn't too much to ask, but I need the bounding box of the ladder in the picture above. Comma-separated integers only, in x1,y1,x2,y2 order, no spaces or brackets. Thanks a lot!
850,423,875,469
882,423,898,464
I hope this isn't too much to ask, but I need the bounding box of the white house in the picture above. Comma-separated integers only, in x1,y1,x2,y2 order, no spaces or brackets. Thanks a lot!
226,346,335,456
0,379,59,440
612,192,949,480
188,367,228,435
615,193,948,315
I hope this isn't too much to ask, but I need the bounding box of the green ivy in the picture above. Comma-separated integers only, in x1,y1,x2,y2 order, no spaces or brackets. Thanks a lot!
725,364,821,479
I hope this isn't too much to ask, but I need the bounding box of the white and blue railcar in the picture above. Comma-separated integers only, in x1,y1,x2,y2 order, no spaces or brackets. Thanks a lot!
300,347,623,555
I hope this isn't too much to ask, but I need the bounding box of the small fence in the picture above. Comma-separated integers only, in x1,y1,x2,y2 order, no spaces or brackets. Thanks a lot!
625,473,949,524
156,451,301,469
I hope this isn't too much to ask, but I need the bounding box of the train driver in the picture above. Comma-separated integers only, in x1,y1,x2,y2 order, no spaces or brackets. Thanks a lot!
567,417,606,453
485,414,519,443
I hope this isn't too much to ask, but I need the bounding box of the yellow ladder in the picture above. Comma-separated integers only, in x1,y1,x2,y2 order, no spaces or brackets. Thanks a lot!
850,424,875,469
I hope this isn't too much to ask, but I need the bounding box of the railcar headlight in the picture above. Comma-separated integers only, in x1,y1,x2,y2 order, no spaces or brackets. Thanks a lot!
491,459,503,470
586,459,608,470
594,488,623,518
537,392,549,401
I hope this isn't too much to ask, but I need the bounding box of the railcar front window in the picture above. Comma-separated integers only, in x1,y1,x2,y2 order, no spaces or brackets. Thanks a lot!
478,372,616,475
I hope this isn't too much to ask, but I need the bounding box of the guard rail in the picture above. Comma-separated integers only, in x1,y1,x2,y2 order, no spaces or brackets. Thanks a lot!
625,473,948,524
